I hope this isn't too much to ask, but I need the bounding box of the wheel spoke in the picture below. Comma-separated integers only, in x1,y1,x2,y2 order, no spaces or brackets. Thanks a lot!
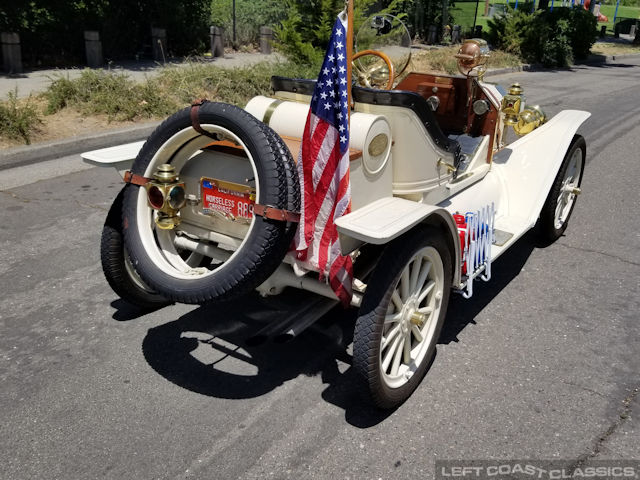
414,260,432,297
391,290,404,312
382,334,401,371
381,324,401,350
390,333,404,376
417,279,435,304
400,266,410,302
411,325,424,343
555,197,566,222
417,306,433,315
403,333,411,365
384,312,403,324
409,256,422,294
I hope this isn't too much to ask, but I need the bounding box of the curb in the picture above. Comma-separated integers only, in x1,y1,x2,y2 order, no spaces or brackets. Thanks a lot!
484,53,640,77
484,65,533,77
582,52,640,64
0,121,160,171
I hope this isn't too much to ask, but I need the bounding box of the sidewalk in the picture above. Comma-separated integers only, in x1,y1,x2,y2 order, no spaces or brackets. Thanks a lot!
0,52,282,99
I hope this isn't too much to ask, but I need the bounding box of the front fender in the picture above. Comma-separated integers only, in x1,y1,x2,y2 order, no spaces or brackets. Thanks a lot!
492,109,591,228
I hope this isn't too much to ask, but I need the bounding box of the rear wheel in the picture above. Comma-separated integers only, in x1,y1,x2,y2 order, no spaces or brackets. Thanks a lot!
353,225,452,409
101,189,170,310
538,135,585,242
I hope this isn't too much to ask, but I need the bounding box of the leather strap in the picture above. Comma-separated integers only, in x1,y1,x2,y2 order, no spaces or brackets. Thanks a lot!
124,171,151,186
253,204,300,223
190,99,219,140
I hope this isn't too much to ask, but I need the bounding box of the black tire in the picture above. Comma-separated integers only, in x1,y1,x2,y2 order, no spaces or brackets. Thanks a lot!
353,225,452,409
122,101,298,304
538,135,586,242
101,189,170,310
264,126,301,238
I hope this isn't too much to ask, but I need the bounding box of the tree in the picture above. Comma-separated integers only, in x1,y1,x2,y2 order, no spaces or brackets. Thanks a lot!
0,0,211,66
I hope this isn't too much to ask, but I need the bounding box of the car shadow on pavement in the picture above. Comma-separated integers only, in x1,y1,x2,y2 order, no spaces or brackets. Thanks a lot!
110,299,171,321
139,292,397,426
139,230,540,428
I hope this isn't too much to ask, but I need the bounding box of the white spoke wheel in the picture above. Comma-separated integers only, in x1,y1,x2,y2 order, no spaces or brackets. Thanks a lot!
353,225,452,409
539,135,586,242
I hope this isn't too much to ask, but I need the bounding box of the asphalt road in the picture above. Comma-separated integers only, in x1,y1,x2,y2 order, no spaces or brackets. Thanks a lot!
1,59,639,480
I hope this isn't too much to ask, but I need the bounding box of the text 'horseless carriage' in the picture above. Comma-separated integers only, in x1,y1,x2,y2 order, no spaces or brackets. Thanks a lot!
83,5,589,408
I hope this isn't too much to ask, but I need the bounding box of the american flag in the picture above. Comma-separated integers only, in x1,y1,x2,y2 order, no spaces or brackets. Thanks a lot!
294,13,353,307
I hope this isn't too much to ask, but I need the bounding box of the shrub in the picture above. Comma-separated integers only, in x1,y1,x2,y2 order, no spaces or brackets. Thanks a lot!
273,0,412,64
487,6,598,66
487,8,541,61
210,0,288,46
541,19,573,67
540,7,597,60
0,89,42,145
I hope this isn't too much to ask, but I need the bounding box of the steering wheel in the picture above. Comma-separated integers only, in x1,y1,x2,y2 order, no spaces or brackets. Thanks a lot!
352,50,395,90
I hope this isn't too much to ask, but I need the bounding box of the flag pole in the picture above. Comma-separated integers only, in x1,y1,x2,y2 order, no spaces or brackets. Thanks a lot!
346,0,354,120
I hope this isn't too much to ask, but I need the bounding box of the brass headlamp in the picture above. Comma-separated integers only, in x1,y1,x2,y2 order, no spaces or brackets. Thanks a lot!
145,164,187,230
501,83,524,126
513,105,547,136
500,83,547,136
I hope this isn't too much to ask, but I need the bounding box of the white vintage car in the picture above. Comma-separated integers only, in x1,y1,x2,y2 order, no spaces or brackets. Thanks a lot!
83,16,588,409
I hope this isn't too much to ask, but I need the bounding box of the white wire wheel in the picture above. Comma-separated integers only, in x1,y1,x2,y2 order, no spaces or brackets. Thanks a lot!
539,135,586,242
353,225,452,409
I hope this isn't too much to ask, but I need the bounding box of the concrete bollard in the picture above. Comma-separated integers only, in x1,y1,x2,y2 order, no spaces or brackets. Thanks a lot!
260,26,273,54
1,32,23,74
210,26,224,58
474,25,483,38
599,25,607,38
630,24,637,37
452,25,461,44
151,27,167,62
84,31,103,68
427,25,438,44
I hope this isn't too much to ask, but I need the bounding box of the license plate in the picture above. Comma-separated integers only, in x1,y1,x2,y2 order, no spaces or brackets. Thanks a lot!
201,178,256,220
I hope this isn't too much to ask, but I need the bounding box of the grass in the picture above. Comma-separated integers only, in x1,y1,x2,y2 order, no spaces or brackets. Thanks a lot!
449,1,640,35
0,89,42,144
599,4,640,33
410,45,522,74
45,70,179,121
43,61,321,123
591,40,640,54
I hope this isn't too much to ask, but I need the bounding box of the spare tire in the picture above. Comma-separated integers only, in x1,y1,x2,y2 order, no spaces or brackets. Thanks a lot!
122,102,299,304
